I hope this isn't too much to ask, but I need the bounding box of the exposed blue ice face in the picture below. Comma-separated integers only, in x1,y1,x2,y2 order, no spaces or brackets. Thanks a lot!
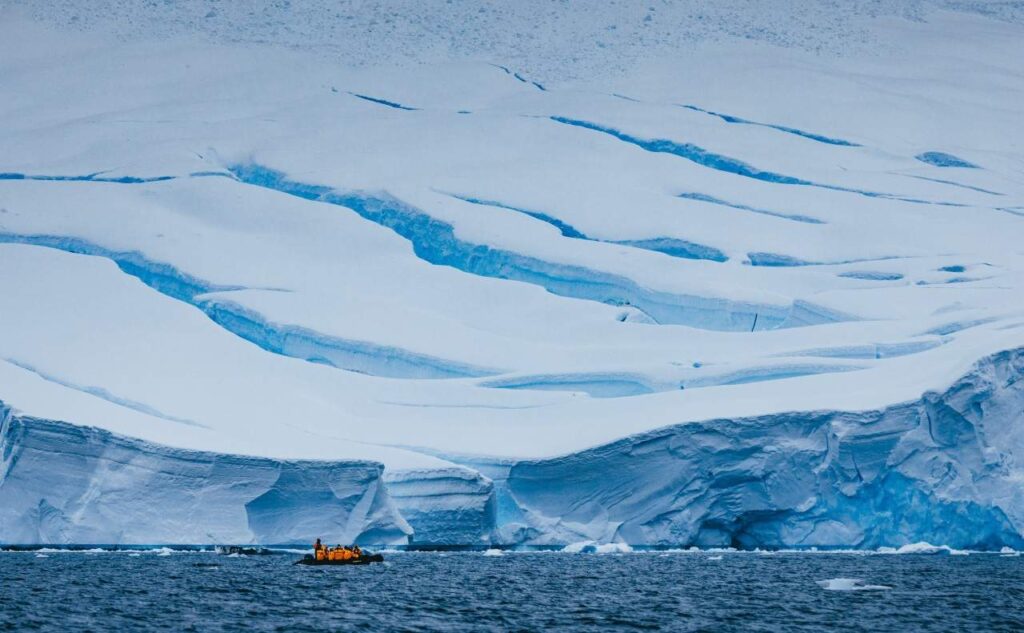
0,233,496,379
0,172,175,184
228,164,805,331
4,348,1023,549
550,117,962,206
348,92,419,111
915,152,979,168
493,349,1024,550
450,194,729,261
747,252,816,267
837,271,904,281
677,192,825,225
550,116,820,187
383,468,496,546
680,104,860,146
0,407,412,545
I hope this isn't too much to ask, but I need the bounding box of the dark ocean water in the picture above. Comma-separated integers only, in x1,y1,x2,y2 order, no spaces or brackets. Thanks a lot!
1,550,1022,632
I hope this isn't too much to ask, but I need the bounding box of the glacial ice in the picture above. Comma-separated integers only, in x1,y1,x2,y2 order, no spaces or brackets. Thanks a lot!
382,467,496,547
449,194,730,261
679,105,861,146
496,349,1024,550
0,3,1023,550
0,233,493,380
0,404,412,545
228,163,797,331
915,152,978,169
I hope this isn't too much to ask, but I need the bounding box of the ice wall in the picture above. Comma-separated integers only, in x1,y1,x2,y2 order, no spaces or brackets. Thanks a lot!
383,467,497,548
0,404,412,545
502,348,1024,550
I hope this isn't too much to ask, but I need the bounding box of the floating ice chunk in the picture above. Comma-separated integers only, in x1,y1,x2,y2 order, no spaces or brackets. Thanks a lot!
35,554,48,558
878,542,954,555
707,555,723,561
562,541,633,553
817,578,892,591
483,548,504,557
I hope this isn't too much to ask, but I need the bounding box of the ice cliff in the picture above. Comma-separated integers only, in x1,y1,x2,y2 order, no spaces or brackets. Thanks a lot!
1,349,1023,548
0,404,412,545
499,348,1024,550
384,467,496,548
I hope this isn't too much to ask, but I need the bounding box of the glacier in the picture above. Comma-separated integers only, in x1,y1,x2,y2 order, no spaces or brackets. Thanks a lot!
0,1,1023,549
0,403,412,546
501,348,1024,550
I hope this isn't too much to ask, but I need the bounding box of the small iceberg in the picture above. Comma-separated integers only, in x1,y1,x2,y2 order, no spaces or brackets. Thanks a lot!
561,541,633,554
817,578,892,591
707,555,723,561
877,542,957,555
34,554,48,558
483,549,504,557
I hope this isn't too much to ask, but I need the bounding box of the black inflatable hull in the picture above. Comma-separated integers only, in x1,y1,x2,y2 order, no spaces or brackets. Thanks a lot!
216,546,277,556
295,554,384,566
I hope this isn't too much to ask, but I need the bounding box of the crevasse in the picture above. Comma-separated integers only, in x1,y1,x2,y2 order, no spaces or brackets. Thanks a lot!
229,163,837,331
0,233,496,379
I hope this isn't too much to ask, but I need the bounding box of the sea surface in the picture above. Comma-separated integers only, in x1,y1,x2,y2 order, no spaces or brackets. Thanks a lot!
1,549,1022,632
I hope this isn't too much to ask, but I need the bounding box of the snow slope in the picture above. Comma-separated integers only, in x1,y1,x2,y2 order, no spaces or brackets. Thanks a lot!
0,1,1022,547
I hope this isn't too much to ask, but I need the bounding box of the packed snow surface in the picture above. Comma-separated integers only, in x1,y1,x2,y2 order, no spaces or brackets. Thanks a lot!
0,1,1022,546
